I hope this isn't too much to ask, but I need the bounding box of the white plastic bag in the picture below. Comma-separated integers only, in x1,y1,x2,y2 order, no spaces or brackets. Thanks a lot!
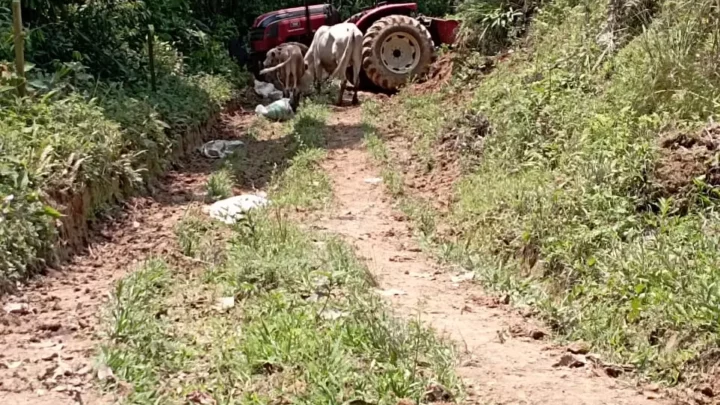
255,98,294,121
203,194,270,225
198,140,245,159
254,80,283,101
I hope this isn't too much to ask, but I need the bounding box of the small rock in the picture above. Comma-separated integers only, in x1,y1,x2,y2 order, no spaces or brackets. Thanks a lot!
364,177,383,185
450,271,475,283
424,383,453,402
3,302,29,315
699,385,715,398
567,341,591,355
529,329,547,340
5,361,23,369
97,364,115,382
553,353,585,368
38,322,62,332
604,365,624,378
215,296,235,311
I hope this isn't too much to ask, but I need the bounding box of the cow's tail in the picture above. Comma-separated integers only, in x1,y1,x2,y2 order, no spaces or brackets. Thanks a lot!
259,58,292,75
329,29,355,81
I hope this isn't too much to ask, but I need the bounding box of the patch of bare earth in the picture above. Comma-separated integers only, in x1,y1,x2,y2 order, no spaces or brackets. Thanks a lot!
653,124,720,199
315,100,672,405
0,105,284,405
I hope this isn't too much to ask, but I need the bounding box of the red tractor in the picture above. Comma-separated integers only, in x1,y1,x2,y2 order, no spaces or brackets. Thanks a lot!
246,1,459,91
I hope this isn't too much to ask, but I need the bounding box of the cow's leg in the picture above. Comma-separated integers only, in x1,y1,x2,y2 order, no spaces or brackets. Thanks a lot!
337,79,346,106
314,62,323,93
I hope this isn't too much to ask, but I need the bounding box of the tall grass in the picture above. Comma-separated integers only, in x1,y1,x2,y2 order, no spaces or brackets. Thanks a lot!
378,0,720,383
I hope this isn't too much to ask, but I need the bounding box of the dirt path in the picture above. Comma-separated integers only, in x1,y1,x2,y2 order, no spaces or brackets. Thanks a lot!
0,97,675,405
315,103,673,405
0,107,268,405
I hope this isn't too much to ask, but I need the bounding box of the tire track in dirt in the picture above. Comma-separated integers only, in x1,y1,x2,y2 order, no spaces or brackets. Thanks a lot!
314,102,672,405
0,106,275,405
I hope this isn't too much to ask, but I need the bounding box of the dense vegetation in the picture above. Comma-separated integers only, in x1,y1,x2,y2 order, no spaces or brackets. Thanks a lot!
370,0,720,385
0,0,248,289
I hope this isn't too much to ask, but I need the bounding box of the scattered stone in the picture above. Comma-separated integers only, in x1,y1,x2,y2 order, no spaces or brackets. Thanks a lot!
38,322,62,332
97,364,115,382
424,383,453,402
450,271,475,283
3,302,29,315
567,341,591,355
604,365,624,378
215,297,235,311
4,360,23,369
553,353,585,368
699,385,715,398
529,329,547,340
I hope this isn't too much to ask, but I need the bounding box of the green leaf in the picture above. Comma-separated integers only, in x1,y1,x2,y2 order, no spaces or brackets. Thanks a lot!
42,205,62,218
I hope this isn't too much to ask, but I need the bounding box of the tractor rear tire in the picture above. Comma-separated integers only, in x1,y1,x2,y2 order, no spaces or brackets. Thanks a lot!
362,15,436,91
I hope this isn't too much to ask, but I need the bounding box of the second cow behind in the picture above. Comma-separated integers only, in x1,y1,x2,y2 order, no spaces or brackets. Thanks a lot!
259,43,308,109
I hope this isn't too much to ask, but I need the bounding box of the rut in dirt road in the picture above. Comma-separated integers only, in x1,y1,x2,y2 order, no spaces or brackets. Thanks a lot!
315,103,671,405
0,106,281,405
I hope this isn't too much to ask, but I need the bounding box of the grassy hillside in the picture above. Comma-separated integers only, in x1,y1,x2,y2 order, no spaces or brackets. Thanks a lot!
0,0,244,290
373,0,720,383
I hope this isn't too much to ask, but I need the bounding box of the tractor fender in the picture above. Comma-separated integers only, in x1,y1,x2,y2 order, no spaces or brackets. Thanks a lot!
351,3,419,33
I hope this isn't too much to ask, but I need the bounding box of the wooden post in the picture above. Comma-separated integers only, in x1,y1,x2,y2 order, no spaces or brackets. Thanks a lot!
148,25,156,92
11,0,26,97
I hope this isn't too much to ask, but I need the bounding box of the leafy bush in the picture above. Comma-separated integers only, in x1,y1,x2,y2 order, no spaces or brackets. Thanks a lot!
457,0,541,53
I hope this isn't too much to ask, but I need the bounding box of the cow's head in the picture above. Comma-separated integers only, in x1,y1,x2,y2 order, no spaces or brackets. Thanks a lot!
263,48,281,68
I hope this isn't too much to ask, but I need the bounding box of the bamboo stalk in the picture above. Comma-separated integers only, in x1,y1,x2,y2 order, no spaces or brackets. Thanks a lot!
12,0,26,97
148,25,156,92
